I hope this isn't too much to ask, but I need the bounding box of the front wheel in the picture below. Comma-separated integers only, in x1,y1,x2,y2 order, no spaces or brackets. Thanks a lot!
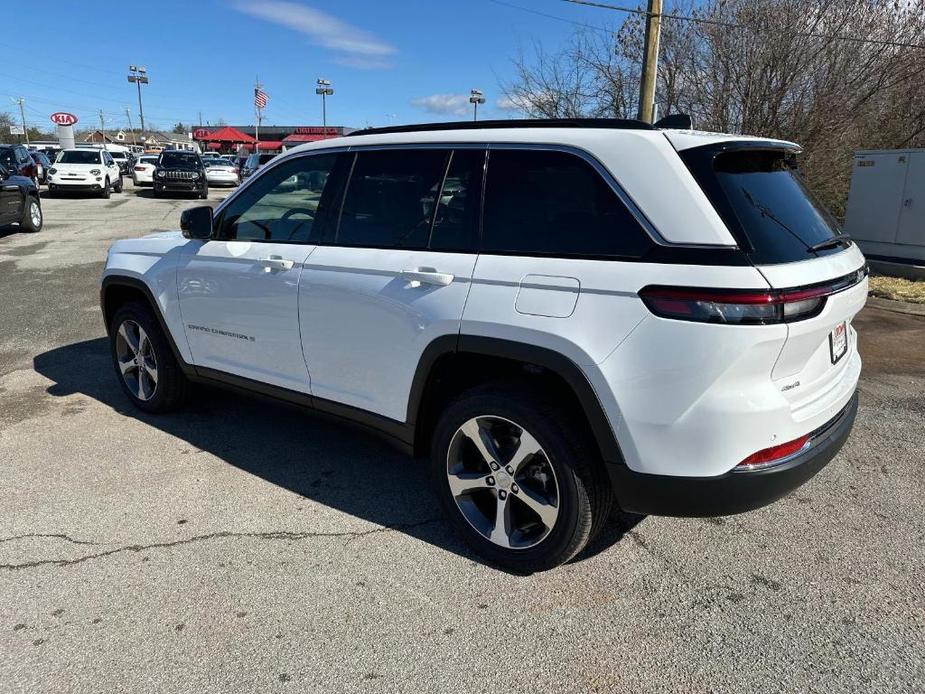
113,175,123,193
21,196,42,232
100,178,111,199
430,383,611,573
109,301,188,413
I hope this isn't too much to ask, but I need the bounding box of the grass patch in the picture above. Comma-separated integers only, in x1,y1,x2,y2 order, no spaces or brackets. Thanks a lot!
868,275,925,304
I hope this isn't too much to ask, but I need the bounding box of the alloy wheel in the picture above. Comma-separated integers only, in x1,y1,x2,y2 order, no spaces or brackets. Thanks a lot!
29,201,41,228
115,320,158,401
446,415,560,550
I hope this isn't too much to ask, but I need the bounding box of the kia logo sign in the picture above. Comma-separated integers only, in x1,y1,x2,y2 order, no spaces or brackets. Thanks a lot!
50,112,78,126
193,128,212,139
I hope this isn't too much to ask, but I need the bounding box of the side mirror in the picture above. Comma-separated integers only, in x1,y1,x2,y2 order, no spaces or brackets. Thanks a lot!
180,205,214,240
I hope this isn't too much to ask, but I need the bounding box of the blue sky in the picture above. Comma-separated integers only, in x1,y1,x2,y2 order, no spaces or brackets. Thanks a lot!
1,0,624,133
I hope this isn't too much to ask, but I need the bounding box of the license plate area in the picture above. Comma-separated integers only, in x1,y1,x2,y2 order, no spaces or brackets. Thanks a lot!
829,321,848,364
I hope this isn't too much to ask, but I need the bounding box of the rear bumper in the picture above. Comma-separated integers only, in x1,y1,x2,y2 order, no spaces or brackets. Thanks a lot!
608,391,858,516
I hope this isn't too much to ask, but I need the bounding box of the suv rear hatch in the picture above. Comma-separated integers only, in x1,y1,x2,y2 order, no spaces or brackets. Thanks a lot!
678,141,867,423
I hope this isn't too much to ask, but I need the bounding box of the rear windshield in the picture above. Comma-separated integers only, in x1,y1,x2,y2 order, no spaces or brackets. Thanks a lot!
681,146,847,264
59,150,101,164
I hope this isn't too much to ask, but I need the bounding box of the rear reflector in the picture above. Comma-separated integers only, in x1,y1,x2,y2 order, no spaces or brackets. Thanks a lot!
737,434,810,469
639,267,866,325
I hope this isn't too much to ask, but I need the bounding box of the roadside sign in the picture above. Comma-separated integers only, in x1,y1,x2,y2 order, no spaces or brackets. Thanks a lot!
192,128,212,140
9,125,24,135
50,112,78,126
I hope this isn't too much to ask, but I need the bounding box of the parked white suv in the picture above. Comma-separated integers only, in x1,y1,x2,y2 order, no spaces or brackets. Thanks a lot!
48,148,123,198
100,118,866,572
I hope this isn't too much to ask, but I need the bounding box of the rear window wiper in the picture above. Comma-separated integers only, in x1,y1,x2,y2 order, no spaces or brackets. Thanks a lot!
807,235,852,253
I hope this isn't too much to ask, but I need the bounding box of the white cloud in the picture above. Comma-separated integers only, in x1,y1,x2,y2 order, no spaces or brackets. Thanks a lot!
496,92,552,113
410,94,471,116
232,1,397,68
495,95,525,111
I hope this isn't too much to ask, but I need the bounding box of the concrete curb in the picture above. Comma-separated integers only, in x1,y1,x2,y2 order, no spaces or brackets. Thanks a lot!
866,296,925,317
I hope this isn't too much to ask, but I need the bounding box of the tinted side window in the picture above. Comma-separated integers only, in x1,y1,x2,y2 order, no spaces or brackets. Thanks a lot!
219,153,344,243
336,149,449,249
481,149,653,258
429,149,484,252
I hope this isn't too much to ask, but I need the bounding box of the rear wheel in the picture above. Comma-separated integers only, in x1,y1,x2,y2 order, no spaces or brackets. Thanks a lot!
431,383,610,573
109,301,188,413
20,196,42,232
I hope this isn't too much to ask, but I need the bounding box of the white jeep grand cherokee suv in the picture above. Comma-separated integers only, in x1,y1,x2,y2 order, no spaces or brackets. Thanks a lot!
100,119,866,572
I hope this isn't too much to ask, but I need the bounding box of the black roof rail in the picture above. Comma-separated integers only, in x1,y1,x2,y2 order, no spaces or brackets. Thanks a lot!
345,117,656,137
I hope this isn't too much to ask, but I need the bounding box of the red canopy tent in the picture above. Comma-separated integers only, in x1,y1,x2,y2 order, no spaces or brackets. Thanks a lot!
197,126,256,144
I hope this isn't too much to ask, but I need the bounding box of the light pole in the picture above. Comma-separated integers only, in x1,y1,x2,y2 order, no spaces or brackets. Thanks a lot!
469,89,485,121
315,78,333,127
127,65,148,134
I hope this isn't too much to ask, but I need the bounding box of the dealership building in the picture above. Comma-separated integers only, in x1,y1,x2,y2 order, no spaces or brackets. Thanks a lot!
193,125,354,153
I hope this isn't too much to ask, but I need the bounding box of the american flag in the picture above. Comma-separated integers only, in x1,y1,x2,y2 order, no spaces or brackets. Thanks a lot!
254,87,268,110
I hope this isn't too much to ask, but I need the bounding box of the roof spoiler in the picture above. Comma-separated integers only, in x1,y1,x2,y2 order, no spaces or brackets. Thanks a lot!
654,113,693,130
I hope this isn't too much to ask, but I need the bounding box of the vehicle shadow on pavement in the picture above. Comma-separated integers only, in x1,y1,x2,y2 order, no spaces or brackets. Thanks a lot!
33,338,643,573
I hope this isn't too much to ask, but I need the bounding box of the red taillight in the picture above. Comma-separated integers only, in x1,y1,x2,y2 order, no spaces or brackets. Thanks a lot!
640,268,866,326
640,286,828,324
737,434,810,469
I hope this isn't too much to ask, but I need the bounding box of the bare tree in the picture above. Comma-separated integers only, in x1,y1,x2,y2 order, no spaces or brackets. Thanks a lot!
500,0,925,218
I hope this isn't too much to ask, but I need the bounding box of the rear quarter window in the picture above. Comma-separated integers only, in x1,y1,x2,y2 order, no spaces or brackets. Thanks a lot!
480,149,653,258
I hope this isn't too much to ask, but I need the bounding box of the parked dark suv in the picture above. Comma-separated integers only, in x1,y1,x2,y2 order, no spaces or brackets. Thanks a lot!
153,150,208,199
0,145,38,184
0,164,42,232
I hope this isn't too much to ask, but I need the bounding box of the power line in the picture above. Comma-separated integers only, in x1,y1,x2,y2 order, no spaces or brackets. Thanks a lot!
487,0,613,33
560,0,925,50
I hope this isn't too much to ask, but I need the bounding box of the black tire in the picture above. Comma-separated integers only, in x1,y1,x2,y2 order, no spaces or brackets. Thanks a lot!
113,175,123,193
20,195,42,232
430,382,612,573
100,178,111,199
199,183,209,199
109,301,188,413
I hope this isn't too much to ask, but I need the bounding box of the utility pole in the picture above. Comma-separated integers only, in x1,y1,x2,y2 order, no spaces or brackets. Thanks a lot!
15,97,28,145
637,0,662,123
469,89,485,121
125,107,136,146
315,78,333,127
127,66,148,134
98,110,109,151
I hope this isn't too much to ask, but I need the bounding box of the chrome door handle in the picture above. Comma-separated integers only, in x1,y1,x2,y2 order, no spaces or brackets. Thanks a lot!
257,255,294,271
400,268,454,287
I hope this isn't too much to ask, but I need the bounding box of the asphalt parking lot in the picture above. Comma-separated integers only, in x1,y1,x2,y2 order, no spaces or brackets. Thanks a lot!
0,181,923,693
